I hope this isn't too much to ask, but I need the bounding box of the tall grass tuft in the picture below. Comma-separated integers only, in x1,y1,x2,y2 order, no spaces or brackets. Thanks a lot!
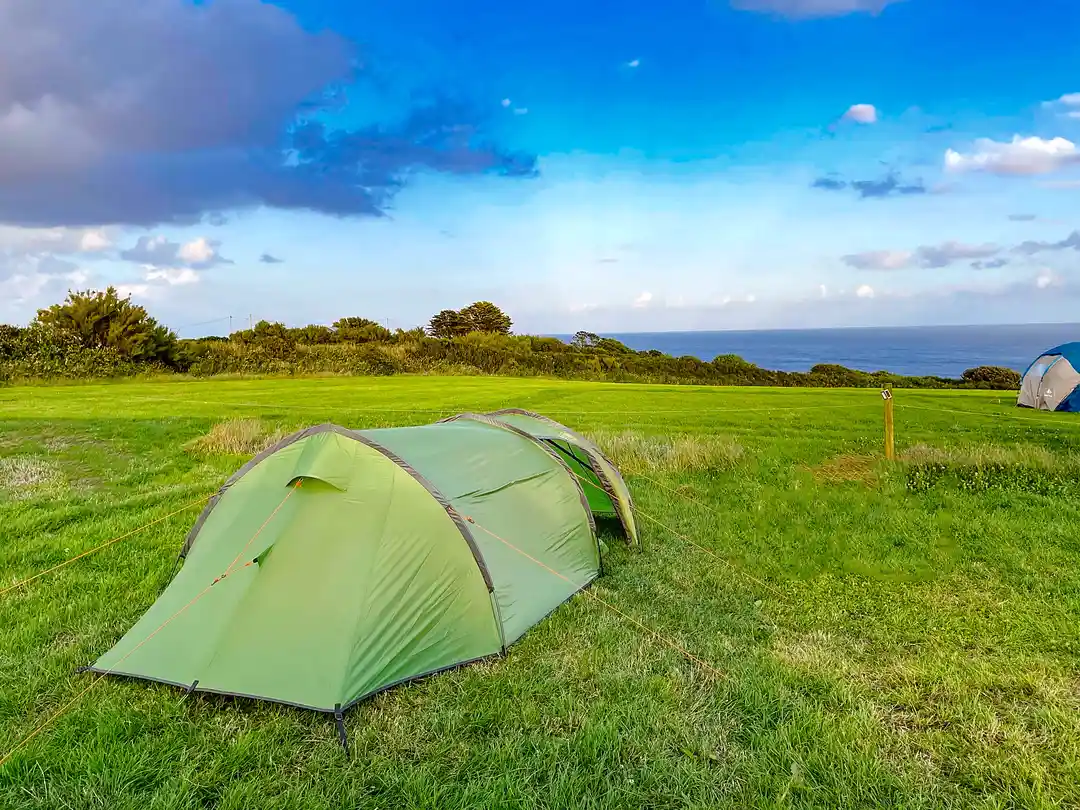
0,456,64,497
185,419,288,457
587,429,743,475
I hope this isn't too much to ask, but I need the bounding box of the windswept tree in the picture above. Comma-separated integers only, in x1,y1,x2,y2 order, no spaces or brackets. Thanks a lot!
460,301,512,335
571,331,601,349
427,309,470,339
34,287,182,367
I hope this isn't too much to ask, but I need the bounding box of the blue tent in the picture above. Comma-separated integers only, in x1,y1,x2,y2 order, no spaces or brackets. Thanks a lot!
1018,342,1080,411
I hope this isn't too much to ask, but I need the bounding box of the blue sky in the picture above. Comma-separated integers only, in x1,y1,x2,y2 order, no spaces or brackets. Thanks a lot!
2,0,1080,335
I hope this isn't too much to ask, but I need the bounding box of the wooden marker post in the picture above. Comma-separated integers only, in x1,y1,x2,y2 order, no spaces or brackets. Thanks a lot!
881,386,894,461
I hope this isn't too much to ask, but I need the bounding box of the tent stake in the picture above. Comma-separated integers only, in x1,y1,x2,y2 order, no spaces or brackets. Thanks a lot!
334,704,350,759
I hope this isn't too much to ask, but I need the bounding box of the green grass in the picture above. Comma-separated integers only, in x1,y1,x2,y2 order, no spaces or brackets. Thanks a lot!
0,376,1078,809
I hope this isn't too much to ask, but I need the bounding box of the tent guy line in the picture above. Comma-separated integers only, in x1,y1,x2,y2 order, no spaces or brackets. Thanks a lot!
0,482,303,770
558,462,786,601
0,420,737,766
462,513,727,682
0,495,213,599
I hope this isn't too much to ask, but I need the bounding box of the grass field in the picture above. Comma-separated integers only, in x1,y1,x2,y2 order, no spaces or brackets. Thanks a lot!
1,376,1078,809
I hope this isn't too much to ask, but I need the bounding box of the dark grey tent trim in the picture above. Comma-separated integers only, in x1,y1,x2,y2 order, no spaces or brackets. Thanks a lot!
85,574,601,719
177,423,495,593
437,413,599,541
476,409,637,544
179,424,331,558
342,427,496,592
548,438,621,514
485,407,635,509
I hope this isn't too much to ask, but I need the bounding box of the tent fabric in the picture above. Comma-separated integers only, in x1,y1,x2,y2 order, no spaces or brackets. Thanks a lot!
441,408,639,547
91,417,605,713
1018,343,1080,411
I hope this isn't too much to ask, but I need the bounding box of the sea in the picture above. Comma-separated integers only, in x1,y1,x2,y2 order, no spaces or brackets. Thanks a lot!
562,324,1080,378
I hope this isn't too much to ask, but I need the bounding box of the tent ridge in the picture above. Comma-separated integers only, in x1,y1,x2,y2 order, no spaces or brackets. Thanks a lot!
179,423,496,593
438,413,598,540
340,428,496,593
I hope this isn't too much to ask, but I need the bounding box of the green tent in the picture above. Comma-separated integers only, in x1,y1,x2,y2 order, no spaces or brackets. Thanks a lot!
89,415,635,737
477,409,637,546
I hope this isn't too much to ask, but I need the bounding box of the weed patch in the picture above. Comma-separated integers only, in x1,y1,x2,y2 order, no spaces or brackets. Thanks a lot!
588,430,743,475
902,443,1080,496
185,418,287,457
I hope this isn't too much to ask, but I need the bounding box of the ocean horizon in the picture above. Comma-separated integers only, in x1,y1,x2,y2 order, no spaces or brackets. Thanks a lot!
551,323,1080,378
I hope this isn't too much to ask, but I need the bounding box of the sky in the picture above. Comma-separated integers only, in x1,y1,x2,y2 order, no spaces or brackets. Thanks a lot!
2,0,1080,336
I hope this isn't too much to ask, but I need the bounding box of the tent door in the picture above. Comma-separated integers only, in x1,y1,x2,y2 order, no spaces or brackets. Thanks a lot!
1036,357,1062,410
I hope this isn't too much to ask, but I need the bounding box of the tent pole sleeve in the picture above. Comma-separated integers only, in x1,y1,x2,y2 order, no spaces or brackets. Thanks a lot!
335,704,350,759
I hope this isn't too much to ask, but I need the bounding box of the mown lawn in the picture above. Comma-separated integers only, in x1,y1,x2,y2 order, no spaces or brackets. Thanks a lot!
0,376,1078,809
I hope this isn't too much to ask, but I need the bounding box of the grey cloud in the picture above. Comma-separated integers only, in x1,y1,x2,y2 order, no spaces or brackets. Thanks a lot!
1013,231,1080,255
812,171,926,199
260,253,284,264
843,241,1001,270
0,0,535,228
119,236,231,270
972,258,1009,269
842,250,912,270
916,241,999,268
0,250,78,283
851,175,927,198
1008,214,1038,222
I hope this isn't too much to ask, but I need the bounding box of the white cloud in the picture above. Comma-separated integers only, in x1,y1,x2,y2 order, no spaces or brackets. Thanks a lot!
115,283,151,299
120,234,230,269
633,291,653,308
501,98,511,107
513,107,529,116
176,237,216,264
944,136,1080,176
145,268,200,286
0,225,114,256
78,229,112,252
819,284,828,298
843,103,878,124
627,59,641,68
1036,269,1060,289
856,284,875,298
1042,93,1080,116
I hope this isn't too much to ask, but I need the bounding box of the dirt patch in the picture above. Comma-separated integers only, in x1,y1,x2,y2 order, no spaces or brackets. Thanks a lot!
809,453,880,486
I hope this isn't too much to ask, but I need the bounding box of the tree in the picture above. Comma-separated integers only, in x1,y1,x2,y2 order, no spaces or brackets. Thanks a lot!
572,331,601,349
427,309,470,339
34,287,182,367
292,325,336,344
459,301,512,335
332,317,380,331
962,365,1022,390
333,317,392,344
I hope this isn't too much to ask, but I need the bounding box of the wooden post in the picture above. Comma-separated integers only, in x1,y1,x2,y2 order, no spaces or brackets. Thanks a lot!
882,386,894,461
